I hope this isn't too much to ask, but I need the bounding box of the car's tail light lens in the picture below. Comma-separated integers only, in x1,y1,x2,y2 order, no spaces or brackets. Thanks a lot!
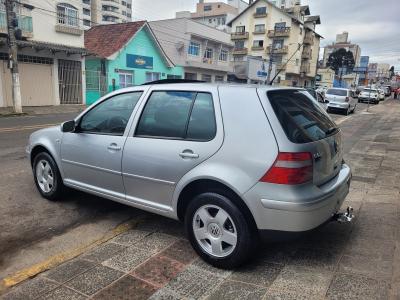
260,152,313,185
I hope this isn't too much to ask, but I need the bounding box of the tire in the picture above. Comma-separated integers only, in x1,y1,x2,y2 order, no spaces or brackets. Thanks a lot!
185,192,254,269
344,107,350,115
33,152,65,201
352,104,357,114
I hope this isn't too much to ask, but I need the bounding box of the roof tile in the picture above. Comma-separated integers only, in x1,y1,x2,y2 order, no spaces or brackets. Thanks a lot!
84,21,146,58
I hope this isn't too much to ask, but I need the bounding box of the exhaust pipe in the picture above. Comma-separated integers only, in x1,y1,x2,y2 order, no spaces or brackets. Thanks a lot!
332,206,354,223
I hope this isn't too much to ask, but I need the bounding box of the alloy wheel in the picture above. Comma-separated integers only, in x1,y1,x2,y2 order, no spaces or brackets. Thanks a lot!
192,204,238,258
36,159,54,193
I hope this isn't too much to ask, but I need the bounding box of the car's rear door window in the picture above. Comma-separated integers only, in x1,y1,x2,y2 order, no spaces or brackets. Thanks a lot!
135,91,216,141
267,90,337,144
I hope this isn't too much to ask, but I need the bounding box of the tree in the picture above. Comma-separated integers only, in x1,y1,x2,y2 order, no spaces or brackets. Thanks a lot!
389,66,395,79
326,48,355,75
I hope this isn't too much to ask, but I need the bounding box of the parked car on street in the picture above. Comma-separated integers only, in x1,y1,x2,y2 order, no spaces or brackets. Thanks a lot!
382,86,391,97
305,88,324,103
325,88,357,115
378,89,385,101
358,88,380,104
27,82,353,268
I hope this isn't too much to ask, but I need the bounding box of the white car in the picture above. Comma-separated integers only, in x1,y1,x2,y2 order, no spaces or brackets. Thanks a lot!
377,89,385,101
358,88,380,104
326,88,357,115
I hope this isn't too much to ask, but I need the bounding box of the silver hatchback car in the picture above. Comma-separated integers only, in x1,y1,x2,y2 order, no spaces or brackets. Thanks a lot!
27,83,352,268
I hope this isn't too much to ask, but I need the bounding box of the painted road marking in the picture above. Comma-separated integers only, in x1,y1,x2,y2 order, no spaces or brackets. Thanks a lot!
0,123,59,133
0,218,142,293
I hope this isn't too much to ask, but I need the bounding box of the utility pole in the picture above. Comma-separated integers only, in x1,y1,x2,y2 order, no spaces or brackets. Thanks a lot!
5,0,22,113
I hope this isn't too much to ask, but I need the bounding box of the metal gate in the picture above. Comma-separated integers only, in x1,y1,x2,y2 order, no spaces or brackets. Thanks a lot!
58,59,83,104
85,70,108,97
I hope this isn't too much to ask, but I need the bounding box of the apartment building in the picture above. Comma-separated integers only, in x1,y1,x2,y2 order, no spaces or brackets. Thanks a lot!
150,18,233,82
0,0,87,107
176,0,248,31
270,0,301,9
322,32,362,69
228,0,321,87
82,0,132,28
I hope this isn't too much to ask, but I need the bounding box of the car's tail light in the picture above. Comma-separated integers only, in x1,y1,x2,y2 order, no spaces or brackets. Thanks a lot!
345,97,350,102
260,152,313,185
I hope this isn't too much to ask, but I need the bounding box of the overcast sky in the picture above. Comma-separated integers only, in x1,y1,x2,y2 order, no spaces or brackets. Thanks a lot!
132,0,400,70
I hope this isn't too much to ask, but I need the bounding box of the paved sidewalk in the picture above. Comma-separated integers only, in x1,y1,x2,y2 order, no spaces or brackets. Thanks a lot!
0,105,86,117
2,100,400,300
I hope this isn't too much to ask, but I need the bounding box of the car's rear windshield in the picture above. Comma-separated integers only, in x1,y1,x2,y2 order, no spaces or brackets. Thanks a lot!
267,90,338,144
363,88,378,93
326,89,347,96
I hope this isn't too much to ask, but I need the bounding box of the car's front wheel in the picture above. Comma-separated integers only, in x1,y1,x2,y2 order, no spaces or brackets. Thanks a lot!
185,192,254,269
33,152,64,201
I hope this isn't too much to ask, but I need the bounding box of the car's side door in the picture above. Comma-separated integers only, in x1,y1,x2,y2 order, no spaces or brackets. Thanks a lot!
61,91,144,199
121,88,223,212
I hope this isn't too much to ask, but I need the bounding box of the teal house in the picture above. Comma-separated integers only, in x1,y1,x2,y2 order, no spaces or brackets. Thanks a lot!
84,21,183,105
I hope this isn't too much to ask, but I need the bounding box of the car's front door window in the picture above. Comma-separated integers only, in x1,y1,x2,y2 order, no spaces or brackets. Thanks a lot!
79,92,142,136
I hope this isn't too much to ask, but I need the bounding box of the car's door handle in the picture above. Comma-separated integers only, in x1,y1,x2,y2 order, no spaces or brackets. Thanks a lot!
108,143,121,151
179,151,199,159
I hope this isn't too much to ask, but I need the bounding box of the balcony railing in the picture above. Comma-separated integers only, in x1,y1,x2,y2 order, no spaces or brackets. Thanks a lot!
275,64,286,71
253,12,267,18
300,63,311,73
231,32,249,40
301,49,312,59
253,30,265,35
267,27,291,38
267,45,288,54
251,45,264,51
0,11,33,37
233,47,248,55
303,34,314,45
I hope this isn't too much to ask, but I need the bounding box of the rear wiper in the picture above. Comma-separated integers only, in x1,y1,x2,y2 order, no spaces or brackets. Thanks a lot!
325,127,338,135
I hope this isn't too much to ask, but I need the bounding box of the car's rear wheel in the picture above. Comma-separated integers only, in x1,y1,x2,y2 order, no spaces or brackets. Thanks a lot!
185,192,254,269
33,152,64,201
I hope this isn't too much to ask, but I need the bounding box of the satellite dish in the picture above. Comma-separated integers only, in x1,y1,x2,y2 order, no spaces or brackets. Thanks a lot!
176,41,184,52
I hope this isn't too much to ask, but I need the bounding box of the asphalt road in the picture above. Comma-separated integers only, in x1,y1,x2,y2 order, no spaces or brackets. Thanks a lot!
0,101,372,279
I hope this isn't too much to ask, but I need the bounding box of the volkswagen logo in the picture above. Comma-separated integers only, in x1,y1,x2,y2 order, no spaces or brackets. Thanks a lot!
208,223,221,237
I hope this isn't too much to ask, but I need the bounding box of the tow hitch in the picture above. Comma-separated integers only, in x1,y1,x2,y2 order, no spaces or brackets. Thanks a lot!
333,206,355,223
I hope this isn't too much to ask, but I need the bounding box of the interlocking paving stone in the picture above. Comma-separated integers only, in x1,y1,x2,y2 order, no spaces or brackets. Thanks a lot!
102,246,154,272
257,242,300,265
228,259,283,287
326,273,389,300
81,242,127,263
160,239,198,265
264,265,333,300
208,280,267,300
92,275,157,300
164,265,224,299
44,259,95,283
41,286,87,300
133,232,177,254
351,223,397,241
110,229,150,246
191,258,233,278
148,288,185,300
65,265,124,296
344,237,396,261
132,255,186,288
2,276,59,300
338,255,393,280
289,247,342,271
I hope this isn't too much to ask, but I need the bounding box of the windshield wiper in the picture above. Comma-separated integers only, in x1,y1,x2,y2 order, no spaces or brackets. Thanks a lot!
325,127,338,136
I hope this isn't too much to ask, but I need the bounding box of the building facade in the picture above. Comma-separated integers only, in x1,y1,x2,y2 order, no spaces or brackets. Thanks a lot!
322,32,362,69
270,0,301,9
316,68,335,89
82,0,132,29
0,0,87,108
228,0,321,87
357,55,369,85
176,0,248,31
150,18,233,83
84,21,183,105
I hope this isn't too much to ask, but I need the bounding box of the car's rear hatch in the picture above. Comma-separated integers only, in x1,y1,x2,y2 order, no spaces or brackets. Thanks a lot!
326,89,347,103
261,89,343,186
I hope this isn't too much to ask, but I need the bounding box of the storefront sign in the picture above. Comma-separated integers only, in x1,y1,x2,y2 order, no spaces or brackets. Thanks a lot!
126,54,153,69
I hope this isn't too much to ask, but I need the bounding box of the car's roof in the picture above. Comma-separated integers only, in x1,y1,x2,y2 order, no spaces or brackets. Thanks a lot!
117,83,303,92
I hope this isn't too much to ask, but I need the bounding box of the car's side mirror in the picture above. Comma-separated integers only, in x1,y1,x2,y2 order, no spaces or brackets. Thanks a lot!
62,120,76,133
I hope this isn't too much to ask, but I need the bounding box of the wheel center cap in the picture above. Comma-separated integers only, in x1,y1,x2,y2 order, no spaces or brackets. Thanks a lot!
208,223,221,238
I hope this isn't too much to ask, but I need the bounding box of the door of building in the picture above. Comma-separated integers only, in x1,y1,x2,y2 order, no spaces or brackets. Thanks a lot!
58,59,82,104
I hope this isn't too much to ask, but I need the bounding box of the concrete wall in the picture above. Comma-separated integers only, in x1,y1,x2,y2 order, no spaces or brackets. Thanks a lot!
29,0,84,48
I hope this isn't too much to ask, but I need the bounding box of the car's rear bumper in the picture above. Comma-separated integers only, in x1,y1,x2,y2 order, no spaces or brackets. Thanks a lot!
327,102,349,110
243,164,352,232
